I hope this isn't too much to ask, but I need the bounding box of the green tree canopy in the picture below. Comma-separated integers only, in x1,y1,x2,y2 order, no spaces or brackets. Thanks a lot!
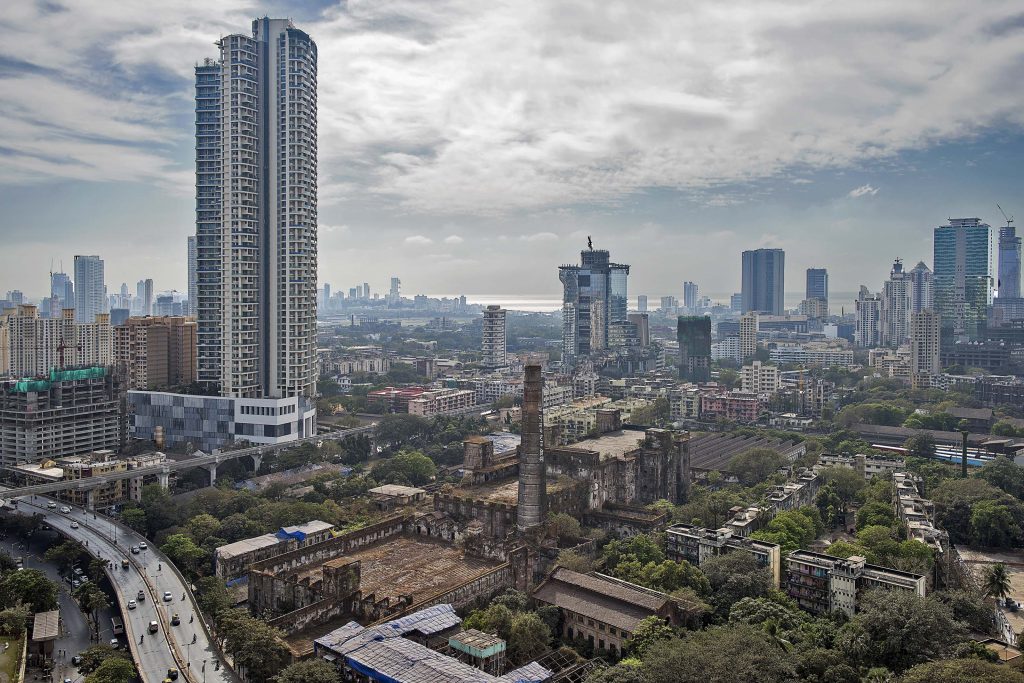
626,616,675,658
508,611,551,664
900,658,1024,683
640,624,795,683
727,448,789,486
700,552,772,616
84,656,136,683
275,659,341,683
370,449,437,486
0,568,57,612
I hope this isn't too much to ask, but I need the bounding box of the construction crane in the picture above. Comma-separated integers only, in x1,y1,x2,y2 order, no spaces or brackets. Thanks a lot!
997,204,1015,228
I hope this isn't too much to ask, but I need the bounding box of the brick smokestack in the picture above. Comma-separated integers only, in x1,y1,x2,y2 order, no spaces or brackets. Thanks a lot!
517,364,547,531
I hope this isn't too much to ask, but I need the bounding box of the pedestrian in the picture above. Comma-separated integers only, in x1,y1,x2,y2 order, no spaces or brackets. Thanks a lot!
192,634,196,644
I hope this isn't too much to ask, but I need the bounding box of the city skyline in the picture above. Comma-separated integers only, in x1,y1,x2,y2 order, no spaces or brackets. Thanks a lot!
0,2,1022,298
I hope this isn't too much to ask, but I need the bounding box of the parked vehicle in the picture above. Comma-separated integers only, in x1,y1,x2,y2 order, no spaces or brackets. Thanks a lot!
148,621,159,634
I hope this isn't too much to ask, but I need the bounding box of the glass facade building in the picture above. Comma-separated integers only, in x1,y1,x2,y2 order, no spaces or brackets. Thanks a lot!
933,218,992,341
741,249,785,315
998,226,1021,299
677,316,712,382
559,247,630,364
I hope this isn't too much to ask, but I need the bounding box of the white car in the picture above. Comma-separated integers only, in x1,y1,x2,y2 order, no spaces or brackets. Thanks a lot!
46,501,57,509
138,542,148,550
69,521,79,529
127,600,137,610
59,506,71,514
163,591,173,602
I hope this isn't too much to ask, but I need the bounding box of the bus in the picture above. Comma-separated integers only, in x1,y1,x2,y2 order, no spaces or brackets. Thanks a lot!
111,616,124,636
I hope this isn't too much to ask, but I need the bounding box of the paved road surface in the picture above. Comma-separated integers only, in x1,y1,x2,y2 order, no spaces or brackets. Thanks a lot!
15,498,234,683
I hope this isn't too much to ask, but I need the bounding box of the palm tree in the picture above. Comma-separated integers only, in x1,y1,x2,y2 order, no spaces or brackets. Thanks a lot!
984,563,1012,607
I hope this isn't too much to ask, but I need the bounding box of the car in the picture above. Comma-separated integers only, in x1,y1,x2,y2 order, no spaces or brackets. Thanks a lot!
163,591,172,602
59,506,71,514
148,621,159,634
71,580,80,589
139,542,148,550
109,639,119,649
127,600,136,610
130,546,140,554
121,559,129,570
137,590,146,602
71,655,82,665
167,669,179,680
170,613,180,626
73,567,83,576
69,521,79,529
46,501,57,509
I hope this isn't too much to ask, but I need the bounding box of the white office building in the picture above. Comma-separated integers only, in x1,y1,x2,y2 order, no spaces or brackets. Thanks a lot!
482,305,507,367
73,255,105,324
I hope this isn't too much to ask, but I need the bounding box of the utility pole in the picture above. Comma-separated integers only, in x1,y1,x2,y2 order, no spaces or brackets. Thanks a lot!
961,429,969,478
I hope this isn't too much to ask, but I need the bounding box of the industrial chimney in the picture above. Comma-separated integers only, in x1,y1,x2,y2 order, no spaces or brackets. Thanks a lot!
517,364,547,531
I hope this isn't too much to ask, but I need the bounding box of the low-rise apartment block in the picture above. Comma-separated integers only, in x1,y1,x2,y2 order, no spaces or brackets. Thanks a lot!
741,360,781,394
818,452,905,480
408,387,477,416
785,550,926,616
768,343,856,368
699,389,761,423
667,523,781,587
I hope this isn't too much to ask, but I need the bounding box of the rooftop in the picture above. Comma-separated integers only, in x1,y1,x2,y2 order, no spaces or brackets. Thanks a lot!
32,609,60,642
556,430,646,461
533,568,671,633
453,474,578,505
369,484,427,498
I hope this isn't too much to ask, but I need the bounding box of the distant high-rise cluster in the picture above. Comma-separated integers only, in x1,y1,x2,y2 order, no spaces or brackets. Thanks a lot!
741,248,785,315
559,243,629,364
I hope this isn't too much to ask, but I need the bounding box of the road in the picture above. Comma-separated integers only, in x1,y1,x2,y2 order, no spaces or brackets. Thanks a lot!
14,498,234,683
0,531,115,682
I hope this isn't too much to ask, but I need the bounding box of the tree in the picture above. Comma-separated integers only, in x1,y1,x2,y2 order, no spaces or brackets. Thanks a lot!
640,624,795,683
818,466,866,502
556,550,594,573
971,501,1022,547
983,563,1012,605
933,589,995,635
219,610,290,683
196,575,233,618
835,589,965,673
275,660,341,683
977,457,1024,499
370,449,437,486
728,597,807,633
700,552,772,616
751,508,820,554
815,482,845,528
374,414,431,450
161,533,206,574
508,612,551,664
463,603,514,641
900,659,1024,683
548,513,582,540
727,448,789,486
119,507,147,533
84,656,137,683
0,605,29,636
43,540,84,571
856,502,897,530
0,568,57,612
185,513,223,545
77,645,129,674
586,663,648,683
626,616,675,658
74,583,110,639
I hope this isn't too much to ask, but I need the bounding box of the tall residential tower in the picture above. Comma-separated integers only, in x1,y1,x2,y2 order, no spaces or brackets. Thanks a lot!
933,218,992,341
741,248,785,315
195,18,318,400
73,255,104,324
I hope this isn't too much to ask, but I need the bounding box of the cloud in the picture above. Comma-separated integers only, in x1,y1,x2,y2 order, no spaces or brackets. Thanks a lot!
847,184,880,198
443,234,464,244
404,234,434,245
520,232,559,242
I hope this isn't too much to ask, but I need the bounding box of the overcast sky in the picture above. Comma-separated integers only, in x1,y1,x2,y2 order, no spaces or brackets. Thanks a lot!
1,0,1023,307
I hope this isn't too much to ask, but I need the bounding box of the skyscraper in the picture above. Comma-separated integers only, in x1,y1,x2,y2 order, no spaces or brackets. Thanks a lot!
998,226,1021,299
677,316,711,382
637,295,647,313
881,258,912,347
683,282,698,310
855,286,882,348
389,277,401,305
909,261,934,313
195,18,318,399
739,311,758,360
50,272,74,313
806,268,828,305
933,218,992,341
741,248,785,315
73,255,104,324
559,244,629,364
482,305,507,367
910,309,941,388
187,236,197,317
136,279,154,317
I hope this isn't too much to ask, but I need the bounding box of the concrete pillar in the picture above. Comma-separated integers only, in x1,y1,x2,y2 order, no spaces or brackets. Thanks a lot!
251,453,263,473
85,489,95,511
157,472,170,489
205,463,218,487
130,477,144,502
